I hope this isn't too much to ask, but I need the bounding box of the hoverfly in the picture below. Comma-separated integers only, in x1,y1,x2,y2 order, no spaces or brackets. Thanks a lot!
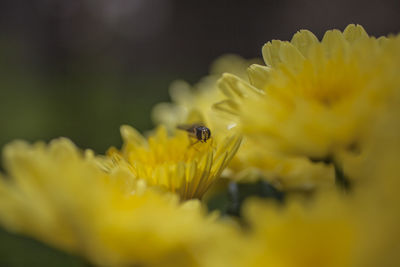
177,123,211,143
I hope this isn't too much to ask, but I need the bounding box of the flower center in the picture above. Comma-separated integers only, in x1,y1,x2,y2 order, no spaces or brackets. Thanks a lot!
125,129,212,167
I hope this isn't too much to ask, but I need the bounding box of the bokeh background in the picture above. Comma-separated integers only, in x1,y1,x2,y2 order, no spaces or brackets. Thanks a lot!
0,0,399,265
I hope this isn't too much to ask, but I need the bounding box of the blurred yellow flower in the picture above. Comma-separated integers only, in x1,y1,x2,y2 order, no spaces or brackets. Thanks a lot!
216,24,400,187
237,125,400,267
346,82,400,267
227,138,335,189
152,54,333,190
152,54,259,135
107,125,242,200
240,195,358,267
0,138,240,267
235,87,400,267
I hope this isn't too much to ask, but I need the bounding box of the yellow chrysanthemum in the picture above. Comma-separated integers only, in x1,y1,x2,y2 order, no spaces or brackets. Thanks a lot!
239,195,358,267
0,138,240,267
233,85,400,267
108,125,241,200
216,24,400,187
236,105,400,267
226,138,335,189
151,54,332,190
345,83,400,267
152,54,259,136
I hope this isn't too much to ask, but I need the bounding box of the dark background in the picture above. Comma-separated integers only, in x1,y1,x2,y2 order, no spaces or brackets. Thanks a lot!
0,0,399,153
0,1,399,265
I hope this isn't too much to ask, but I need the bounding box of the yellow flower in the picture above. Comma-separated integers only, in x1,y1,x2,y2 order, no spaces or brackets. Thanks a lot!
227,138,335,189
237,112,400,267
107,125,242,200
344,82,400,267
152,54,333,190
216,24,400,187
152,54,259,136
0,138,239,267
239,195,358,267
235,89,400,267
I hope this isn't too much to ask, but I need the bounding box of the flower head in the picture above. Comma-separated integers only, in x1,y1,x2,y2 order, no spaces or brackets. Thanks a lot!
236,100,400,267
216,24,400,187
0,138,238,267
239,195,358,267
151,54,332,190
108,125,242,200
152,54,259,137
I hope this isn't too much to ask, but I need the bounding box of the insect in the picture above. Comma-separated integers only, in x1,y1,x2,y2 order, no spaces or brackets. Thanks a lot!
177,124,211,143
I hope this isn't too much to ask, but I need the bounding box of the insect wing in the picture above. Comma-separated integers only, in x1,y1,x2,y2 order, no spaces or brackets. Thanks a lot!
186,109,206,125
177,124,196,132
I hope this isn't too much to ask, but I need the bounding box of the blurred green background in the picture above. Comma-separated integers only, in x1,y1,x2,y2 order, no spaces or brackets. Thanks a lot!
0,0,399,266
